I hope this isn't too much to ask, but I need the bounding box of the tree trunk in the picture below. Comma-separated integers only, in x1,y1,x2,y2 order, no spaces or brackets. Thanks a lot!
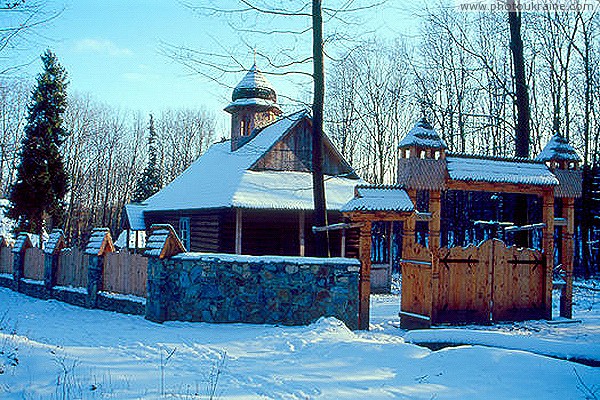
508,5,531,247
311,0,329,257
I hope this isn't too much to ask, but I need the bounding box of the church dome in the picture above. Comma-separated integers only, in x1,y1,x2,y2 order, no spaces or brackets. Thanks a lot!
233,64,277,101
225,64,279,113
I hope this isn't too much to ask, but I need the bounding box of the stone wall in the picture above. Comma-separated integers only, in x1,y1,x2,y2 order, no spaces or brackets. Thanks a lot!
147,253,360,330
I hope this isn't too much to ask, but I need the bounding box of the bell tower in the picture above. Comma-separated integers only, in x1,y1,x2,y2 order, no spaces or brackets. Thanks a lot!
224,64,282,151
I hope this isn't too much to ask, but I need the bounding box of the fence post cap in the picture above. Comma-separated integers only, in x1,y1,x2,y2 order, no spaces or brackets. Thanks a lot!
44,229,66,255
12,232,33,254
84,228,115,256
145,224,185,259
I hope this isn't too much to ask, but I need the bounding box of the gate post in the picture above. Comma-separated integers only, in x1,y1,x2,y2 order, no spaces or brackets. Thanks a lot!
358,222,372,330
84,228,114,308
560,198,575,319
43,229,66,292
541,189,554,320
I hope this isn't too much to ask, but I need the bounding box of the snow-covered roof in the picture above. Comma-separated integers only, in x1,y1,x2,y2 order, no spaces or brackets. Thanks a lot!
446,155,559,186
124,204,146,231
398,117,448,150
143,111,362,212
44,229,65,255
225,64,280,113
341,185,414,213
12,232,32,254
145,224,185,258
84,228,114,256
536,134,581,163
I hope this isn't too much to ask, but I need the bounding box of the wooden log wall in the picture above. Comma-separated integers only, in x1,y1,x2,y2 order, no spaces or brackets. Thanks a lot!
56,247,89,288
103,251,148,297
23,247,44,281
144,210,221,253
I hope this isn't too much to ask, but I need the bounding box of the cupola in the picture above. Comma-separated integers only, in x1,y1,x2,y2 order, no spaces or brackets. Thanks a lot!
536,133,581,170
398,117,447,160
224,64,282,151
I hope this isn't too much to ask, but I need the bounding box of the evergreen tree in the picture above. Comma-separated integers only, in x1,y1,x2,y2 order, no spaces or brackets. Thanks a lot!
133,114,162,202
9,50,69,234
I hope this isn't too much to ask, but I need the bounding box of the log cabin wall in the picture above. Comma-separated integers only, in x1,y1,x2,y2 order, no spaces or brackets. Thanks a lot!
144,210,222,253
146,208,355,257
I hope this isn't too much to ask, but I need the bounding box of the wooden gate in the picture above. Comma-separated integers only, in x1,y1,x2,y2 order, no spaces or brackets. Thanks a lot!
400,239,548,328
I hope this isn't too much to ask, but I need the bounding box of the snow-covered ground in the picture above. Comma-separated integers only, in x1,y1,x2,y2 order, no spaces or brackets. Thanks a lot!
1,281,599,399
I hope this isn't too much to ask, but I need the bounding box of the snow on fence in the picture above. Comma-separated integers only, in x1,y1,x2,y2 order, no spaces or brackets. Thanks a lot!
23,247,44,281
56,247,88,288
103,251,147,297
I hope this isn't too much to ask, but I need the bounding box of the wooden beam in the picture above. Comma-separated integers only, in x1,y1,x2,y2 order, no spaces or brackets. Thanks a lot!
447,180,548,196
312,222,363,232
235,208,242,255
560,197,575,319
342,211,412,222
299,211,305,257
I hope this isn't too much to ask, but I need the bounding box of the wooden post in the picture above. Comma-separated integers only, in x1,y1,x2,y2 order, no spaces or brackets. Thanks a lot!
299,211,305,257
341,228,346,258
429,190,441,250
235,208,243,255
541,189,554,320
358,222,372,330
560,197,575,318
12,233,32,292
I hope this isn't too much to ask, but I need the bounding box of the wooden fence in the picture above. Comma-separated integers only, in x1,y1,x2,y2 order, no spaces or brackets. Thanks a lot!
23,247,44,281
401,239,548,327
0,245,12,274
57,247,89,288
103,251,147,297
0,239,148,297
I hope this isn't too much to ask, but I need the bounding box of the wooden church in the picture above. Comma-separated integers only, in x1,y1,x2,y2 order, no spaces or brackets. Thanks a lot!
130,64,362,256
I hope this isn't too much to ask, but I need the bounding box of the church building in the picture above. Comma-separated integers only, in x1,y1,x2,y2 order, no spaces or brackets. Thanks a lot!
127,65,362,257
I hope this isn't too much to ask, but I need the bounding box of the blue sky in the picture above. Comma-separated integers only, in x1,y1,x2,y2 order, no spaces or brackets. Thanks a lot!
4,0,425,125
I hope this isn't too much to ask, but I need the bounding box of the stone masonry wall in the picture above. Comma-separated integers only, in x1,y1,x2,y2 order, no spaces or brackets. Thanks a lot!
147,253,360,330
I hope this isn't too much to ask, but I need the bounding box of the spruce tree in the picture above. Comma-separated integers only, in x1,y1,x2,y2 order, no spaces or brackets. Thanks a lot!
133,114,162,202
9,50,69,234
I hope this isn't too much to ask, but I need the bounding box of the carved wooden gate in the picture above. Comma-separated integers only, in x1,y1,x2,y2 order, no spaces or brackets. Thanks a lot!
400,239,549,328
